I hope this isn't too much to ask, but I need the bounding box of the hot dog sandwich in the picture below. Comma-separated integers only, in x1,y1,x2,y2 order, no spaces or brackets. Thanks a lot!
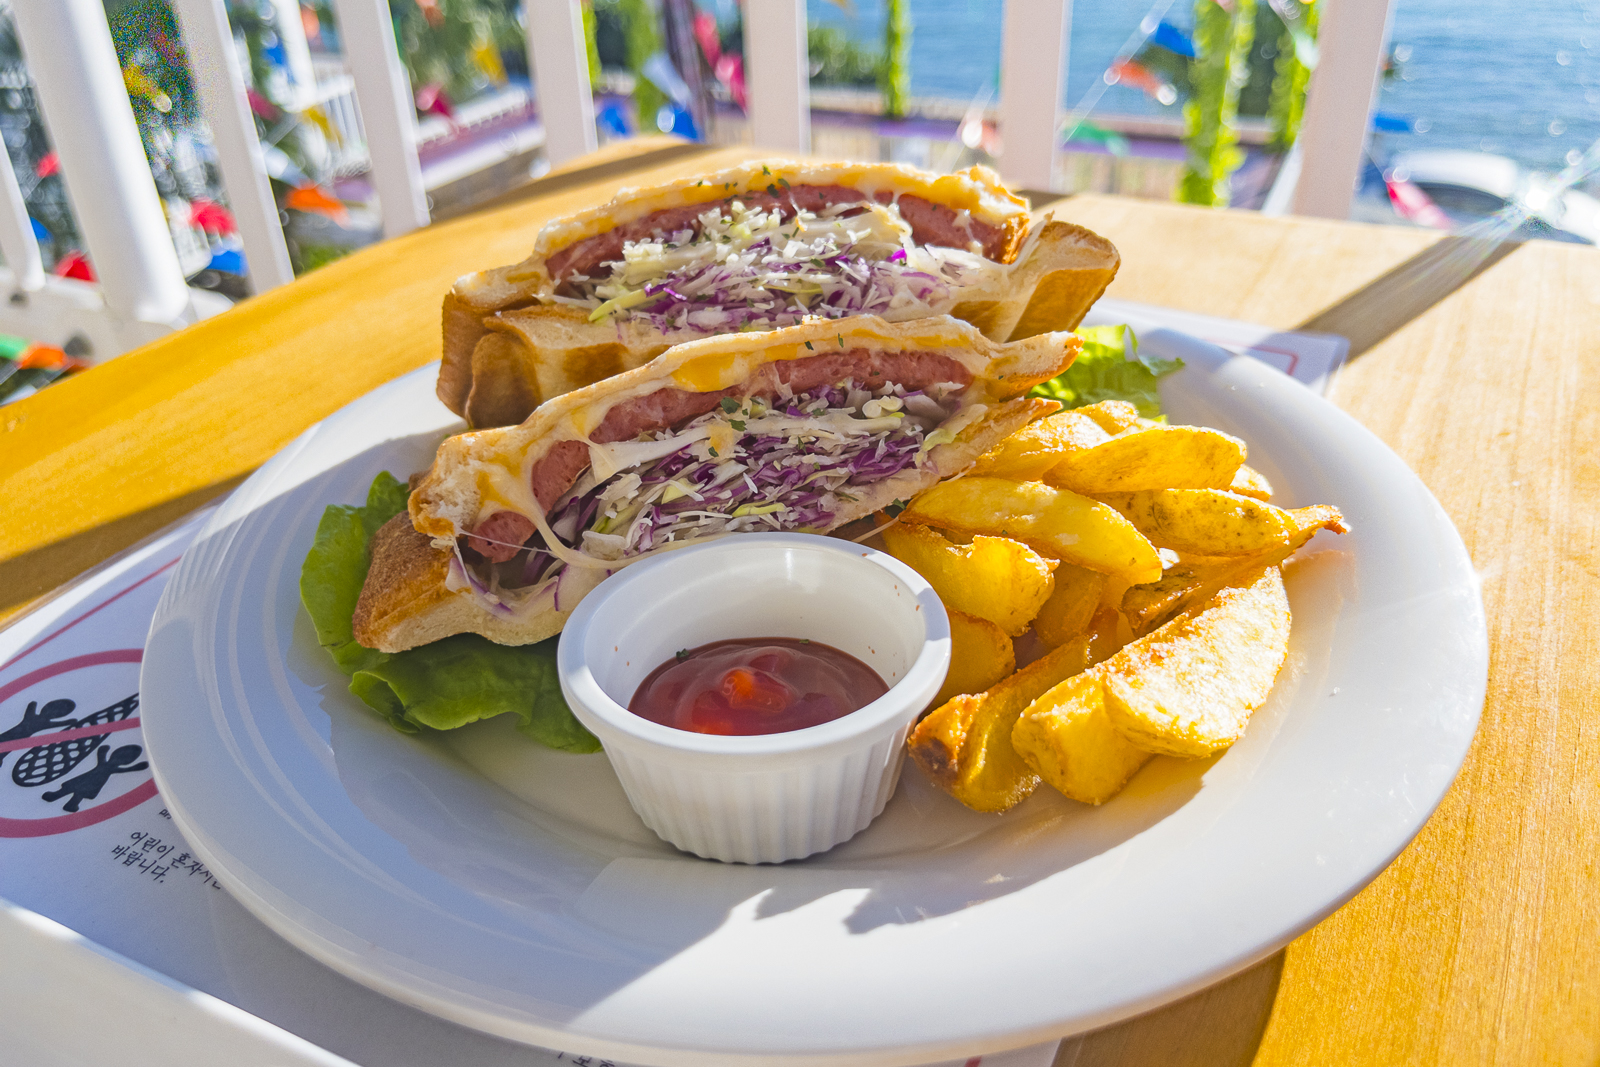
440,159,1117,427
355,315,1078,652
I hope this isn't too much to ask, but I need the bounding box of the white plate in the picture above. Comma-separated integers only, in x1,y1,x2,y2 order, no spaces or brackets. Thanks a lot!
141,335,1486,1067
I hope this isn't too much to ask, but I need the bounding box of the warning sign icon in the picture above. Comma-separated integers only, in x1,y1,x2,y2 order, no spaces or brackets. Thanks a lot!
12,694,138,787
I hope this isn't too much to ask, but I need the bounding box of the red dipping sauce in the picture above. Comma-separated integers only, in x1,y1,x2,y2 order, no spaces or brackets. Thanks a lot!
628,638,890,736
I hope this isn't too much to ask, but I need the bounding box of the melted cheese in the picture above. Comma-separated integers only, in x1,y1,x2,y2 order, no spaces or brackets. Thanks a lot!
472,454,543,527
671,342,803,392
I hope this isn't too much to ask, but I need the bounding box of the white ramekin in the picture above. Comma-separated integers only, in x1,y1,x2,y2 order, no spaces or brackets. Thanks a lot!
557,533,950,864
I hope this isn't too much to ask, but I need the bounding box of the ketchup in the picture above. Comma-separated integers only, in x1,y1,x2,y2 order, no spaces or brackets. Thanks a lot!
628,638,889,736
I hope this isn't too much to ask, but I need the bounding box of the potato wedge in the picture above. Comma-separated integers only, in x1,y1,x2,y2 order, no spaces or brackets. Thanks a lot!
1229,464,1273,501
908,638,1092,812
882,523,1056,636
1073,399,1146,435
903,477,1162,584
1120,557,1241,636
1098,490,1347,557
1012,673,1153,805
1032,564,1107,648
935,610,1016,706
1044,425,1246,495
1103,566,1291,757
1120,509,1345,636
969,410,1111,481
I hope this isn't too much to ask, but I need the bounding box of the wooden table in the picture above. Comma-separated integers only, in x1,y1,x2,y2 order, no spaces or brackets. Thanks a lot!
4,140,1595,1066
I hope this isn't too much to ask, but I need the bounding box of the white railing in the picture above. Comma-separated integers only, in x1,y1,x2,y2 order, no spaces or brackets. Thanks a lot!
0,0,1392,360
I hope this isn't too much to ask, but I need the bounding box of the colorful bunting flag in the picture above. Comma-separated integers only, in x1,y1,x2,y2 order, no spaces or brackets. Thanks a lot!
414,83,454,122
301,105,341,147
1064,120,1130,156
1108,60,1177,106
53,250,94,282
245,88,279,121
1148,20,1197,58
188,199,237,235
122,65,172,112
206,248,247,275
693,11,746,110
471,37,507,85
284,184,351,227
1386,177,1452,229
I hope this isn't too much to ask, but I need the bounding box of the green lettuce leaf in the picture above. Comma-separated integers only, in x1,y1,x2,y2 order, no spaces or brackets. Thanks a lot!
300,471,408,676
351,635,599,751
1028,324,1181,419
299,471,599,752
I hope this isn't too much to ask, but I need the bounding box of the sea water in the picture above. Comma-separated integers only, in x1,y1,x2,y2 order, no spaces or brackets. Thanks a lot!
794,0,1600,176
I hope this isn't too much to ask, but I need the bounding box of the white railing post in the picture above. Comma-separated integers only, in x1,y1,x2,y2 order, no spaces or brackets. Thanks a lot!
327,0,431,239
266,0,318,108
1001,0,1072,191
172,0,296,293
9,0,191,330
0,139,44,293
526,0,597,166
1291,0,1396,219
744,0,810,154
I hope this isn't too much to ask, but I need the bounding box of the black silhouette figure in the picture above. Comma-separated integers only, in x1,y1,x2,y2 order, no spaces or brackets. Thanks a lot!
41,744,147,812
12,693,138,788
0,700,76,768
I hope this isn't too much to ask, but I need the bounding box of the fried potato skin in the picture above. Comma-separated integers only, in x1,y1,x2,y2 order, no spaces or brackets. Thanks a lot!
903,477,1163,584
1044,425,1246,495
882,523,1057,636
1073,400,1146,435
1229,463,1274,501
935,610,1016,706
969,410,1111,481
1032,563,1107,648
1102,566,1292,757
1121,557,1241,636
1012,673,1152,805
1098,490,1345,557
1120,502,1348,636
908,638,1092,812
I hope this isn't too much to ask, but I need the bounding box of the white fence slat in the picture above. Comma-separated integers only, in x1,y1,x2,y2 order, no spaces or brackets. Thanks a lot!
0,135,44,293
9,0,191,328
1291,0,1397,219
743,0,810,154
267,0,319,109
327,0,430,239
172,0,296,293
526,0,597,166
1001,0,1072,191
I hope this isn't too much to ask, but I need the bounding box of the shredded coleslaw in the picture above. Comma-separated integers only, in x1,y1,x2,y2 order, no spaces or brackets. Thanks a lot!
548,200,1002,333
453,377,962,616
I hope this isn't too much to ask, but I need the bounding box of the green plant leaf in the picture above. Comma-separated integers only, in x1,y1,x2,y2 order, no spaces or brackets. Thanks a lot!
1027,325,1181,419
